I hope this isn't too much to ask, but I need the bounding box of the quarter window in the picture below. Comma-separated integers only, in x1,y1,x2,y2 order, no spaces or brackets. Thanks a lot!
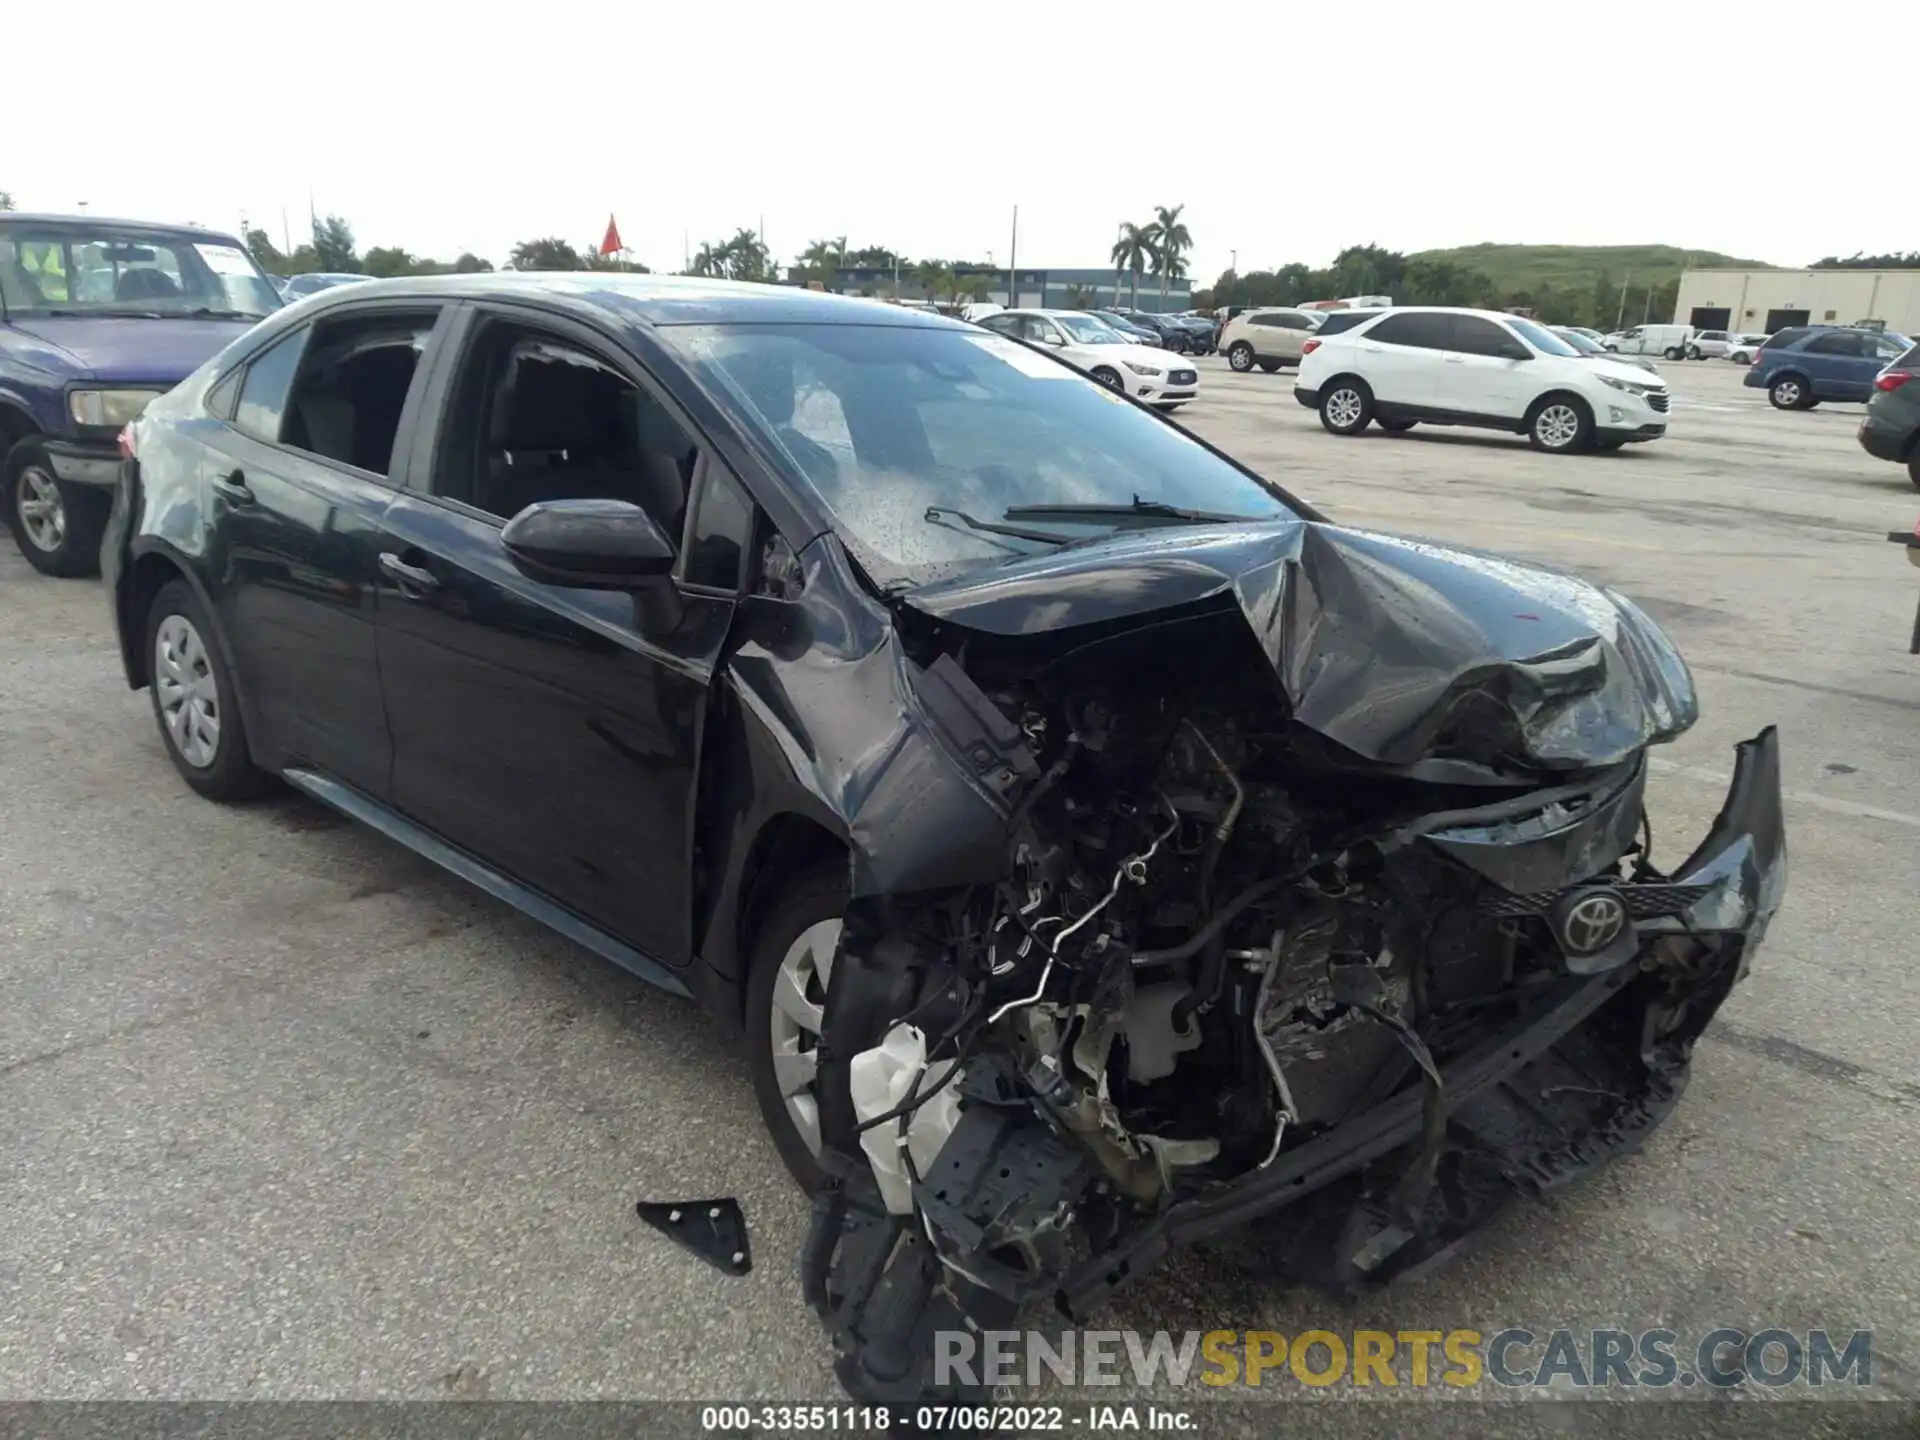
682,465,757,591
1803,332,1862,356
233,329,308,442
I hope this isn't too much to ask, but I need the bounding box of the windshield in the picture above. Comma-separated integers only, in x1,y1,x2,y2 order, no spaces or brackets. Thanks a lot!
0,223,281,318
1553,327,1603,355
1056,314,1125,344
670,322,1296,587
1506,317,1581,357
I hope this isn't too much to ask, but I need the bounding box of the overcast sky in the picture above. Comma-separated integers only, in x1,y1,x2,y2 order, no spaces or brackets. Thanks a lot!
9,3,1909,278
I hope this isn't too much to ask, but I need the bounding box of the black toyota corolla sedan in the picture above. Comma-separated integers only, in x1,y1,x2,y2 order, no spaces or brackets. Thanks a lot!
105,273,1786,1404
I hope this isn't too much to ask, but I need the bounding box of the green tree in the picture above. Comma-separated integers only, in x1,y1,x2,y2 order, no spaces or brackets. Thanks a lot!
846,245,902,270
1062,283,1095,308
797,236,848,279
1592,270,1619,330
243,226,284,272
1110,221,1153,306
361,246,418,278
311,215,359,272
913,258,951,299
1145,204,1192,306
453,253,494,273
509,237,586,271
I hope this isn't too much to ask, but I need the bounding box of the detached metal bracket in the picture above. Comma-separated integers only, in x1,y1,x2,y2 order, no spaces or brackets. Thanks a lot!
635,1197,752,1276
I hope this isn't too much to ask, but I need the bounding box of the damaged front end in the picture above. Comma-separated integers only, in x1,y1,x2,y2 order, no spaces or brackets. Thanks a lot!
800,524,1787,1407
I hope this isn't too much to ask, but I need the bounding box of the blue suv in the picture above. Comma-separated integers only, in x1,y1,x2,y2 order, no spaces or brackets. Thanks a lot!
1745,325,1912,411
2,214,281,574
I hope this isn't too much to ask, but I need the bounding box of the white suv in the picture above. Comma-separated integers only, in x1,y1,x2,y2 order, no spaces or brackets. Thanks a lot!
1294,307,1671,453
978,309,1200,409
1219,308,1323,373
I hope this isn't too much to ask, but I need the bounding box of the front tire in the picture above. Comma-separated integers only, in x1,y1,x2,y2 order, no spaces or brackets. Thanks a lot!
1908,452,1920,492
1769,376,1813,410
1256,359,1282,374
1593,437,1627,452
1318,379,1373,435
144,578,272,801
1377,418,1417,433
1685,345,1701,360
1528,394,1593,452
1227,341,1255,372
746,865,850,1192
5,439,109,577
1089,366,1124,392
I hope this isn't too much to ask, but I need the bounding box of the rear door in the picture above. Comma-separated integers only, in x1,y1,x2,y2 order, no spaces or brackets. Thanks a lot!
373,303,744,962
200,302,450,793
1348,311,1447,410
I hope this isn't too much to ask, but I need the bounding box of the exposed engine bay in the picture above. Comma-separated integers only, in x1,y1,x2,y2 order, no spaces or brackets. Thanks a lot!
802,610,1786,1406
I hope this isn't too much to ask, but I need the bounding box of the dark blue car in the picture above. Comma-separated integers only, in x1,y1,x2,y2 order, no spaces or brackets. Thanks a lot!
1,213,280,574
1744,324,1911,411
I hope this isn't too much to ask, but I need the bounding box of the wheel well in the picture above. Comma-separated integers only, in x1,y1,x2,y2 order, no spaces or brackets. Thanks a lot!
121,552,190,688
734,813,848,1014
1320,373,1371,398
1527,390,1592,423
0,403,39,456
1769,369,1810,387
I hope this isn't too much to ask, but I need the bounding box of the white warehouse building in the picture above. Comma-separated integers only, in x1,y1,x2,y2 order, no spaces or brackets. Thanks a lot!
1673,268,1920,337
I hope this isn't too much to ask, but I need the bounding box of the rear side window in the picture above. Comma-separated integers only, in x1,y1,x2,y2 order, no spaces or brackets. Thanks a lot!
234,329,308,441
1804,332,1863,356
283,309,439,478
1317,311,1377,336
1366,312,1452,348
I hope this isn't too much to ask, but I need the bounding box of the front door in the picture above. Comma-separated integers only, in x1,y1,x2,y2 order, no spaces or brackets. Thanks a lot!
1433,314,1533,421
374,308,742,963
202,303,448,793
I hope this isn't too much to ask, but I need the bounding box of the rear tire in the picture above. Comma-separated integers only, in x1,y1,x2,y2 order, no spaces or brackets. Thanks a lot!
1318,379,1374,435
1227,342,1255,372
144,578,273,801
1768,376,1813,410
746,864,850,1192
1908,452,1920,492
1663,346,1685,360
5,439,109,577
1527,394,1593,452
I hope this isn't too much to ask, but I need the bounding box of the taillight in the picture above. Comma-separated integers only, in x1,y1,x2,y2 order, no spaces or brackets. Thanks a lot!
1302,338,1321,355
1875,372,1913,392
117,424,137,460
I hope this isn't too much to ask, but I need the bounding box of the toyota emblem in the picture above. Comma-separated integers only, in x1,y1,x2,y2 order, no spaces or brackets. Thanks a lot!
1556,889,1629,955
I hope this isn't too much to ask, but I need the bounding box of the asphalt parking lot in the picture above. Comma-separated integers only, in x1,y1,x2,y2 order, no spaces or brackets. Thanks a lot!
3,353,1918,1429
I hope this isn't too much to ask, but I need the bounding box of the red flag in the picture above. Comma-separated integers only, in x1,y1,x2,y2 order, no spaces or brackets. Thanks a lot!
600,215,623,256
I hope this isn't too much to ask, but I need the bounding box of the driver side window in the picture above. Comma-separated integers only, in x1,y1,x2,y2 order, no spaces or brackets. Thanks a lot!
435,319,698,541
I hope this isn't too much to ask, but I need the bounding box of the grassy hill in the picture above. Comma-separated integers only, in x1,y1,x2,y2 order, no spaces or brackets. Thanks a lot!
1406,243,1769,293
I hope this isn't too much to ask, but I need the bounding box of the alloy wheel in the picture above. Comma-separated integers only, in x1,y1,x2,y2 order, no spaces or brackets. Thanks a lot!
1773,380,1802,407
767,917,842,1157
1536,403,1581,449
1229,345,1253,372
154,614,222,769
1094,369,1123,390
1326,388,1364,429
15,466,66,553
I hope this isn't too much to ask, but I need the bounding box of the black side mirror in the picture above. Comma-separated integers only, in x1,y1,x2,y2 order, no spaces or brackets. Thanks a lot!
501,498,676,590
1497,340,1532,361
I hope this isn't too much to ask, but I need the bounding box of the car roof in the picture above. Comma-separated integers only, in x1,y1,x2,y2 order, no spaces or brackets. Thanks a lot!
0,212,245,244
291,271,966,329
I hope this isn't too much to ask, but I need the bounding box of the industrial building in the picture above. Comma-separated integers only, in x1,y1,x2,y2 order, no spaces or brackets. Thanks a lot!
785,264,1194,312
1673,267,1920,336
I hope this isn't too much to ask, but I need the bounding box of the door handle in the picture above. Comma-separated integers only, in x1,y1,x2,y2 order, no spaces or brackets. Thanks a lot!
379,551,442,597
211,471,254,505
1444,356,1466,364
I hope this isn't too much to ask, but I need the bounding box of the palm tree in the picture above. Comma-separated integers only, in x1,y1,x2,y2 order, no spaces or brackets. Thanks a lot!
913,259,951,302
1110,222,1153,307
689,242,721,277
1147,204,1192,307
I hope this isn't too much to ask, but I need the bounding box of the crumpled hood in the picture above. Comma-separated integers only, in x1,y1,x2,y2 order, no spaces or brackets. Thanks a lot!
901,520,1699,775
5,315,256,383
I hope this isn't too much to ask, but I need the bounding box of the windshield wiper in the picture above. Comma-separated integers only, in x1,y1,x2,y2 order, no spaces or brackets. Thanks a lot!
183,308,259,319
1003,495,1266,526
924,506,1073,547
